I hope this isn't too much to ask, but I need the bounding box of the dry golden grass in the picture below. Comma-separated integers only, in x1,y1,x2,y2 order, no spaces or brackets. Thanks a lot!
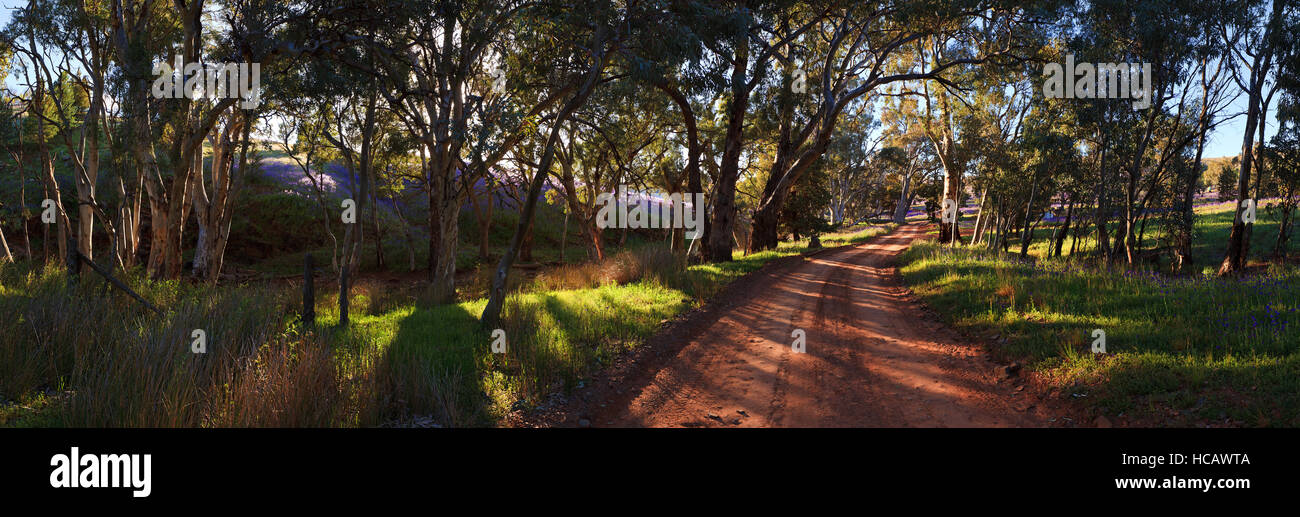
532,246,685,292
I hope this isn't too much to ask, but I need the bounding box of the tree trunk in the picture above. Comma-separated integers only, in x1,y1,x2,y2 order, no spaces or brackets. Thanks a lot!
20,146,32,260
1071,215,1082,255
971,189,988,244
892,172,912,224
705,37,749,263
75,79,103,261
0,219,12,263
192,112,241,281
1219,7,1280,275
427,169,461,304
1053,198,1073,257
1177,54,1215,272
1220,97,1260,274
206,112,252,283
1276,203,1294,256
427,171,439,284
482,48,607,327
520,224,534,263
1019,175,1039,257
340,89,379,312
1094,146,1112,259
1242,85,1274,266
748,190,786,251
34,78,70,268
747,64,798,254
556,168,604,262
938,161,962,244
560,207,569,263
653,79,701,256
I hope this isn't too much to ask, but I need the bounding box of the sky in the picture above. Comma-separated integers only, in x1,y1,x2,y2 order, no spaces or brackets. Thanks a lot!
1203,92,1281,158
0,3,1277,159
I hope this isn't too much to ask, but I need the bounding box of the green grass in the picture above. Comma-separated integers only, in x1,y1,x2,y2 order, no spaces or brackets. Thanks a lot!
775,221,898,253
315,282,688,425
900,229,1300,427
323,226,901,425
0,225,899,427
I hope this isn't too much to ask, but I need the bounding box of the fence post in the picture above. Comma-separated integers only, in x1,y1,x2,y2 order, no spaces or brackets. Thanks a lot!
560,206,568,263
66,233,80,287
303,254,315,327
339,266,349,326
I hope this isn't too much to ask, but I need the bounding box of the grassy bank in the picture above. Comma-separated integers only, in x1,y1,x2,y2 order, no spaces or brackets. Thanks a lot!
900,240,1300,427
0,224,893,427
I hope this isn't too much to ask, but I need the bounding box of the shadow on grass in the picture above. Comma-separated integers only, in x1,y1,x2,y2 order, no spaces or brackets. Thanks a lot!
358,300,489,427
361,282,686,427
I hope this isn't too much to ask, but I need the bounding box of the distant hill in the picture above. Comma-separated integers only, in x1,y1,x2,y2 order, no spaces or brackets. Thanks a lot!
1202,155,1239,173
1200,155,1240,194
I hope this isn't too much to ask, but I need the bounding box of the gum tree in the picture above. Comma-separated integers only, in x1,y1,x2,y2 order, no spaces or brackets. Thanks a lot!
745,0,1057,253
479,0,643,327
1219,0,1291,274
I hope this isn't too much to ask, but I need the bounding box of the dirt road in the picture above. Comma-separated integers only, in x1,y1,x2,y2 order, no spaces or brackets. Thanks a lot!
533,223,1047,428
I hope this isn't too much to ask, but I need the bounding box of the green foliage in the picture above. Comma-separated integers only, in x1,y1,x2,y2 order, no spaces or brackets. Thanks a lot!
780,164,833,239
1216,161,1240,201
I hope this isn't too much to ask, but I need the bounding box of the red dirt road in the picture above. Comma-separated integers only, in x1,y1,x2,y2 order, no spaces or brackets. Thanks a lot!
529,223,1049,428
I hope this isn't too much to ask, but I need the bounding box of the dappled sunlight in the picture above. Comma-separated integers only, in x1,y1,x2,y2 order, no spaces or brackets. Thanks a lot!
344,279,689,425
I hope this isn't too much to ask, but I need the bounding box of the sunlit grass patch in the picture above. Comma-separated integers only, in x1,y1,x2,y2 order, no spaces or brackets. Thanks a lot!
900,240,1300,426
776,222,898,252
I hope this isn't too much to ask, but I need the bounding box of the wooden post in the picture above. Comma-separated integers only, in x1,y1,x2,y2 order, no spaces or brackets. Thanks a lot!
303,254,315,327
560,206,568,263
66,232,80,287
339,266,349,326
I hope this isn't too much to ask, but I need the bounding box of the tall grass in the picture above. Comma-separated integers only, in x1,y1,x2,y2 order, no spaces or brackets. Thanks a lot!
0,224,899,428
900,240,1300,426
0,261,335,426
0,250,736,427
531,246,684,291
